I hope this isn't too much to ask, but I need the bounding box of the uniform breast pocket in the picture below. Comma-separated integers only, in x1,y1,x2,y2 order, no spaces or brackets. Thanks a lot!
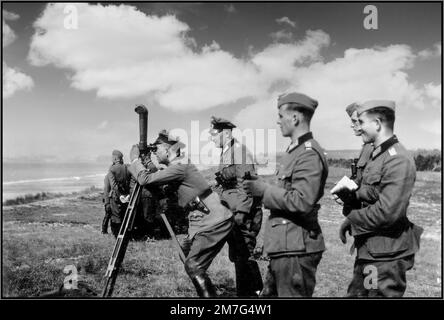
263,218,305,255
363,173,382,186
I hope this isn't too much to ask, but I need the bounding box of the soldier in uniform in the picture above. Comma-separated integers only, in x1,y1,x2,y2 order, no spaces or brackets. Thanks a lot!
102,172,112,234
129,150,166,240
128,132,234,297
209,116,263,297
336,103,374,216
346,102,373,183
102,150,132,237
336,100,423,297
243,92,328,297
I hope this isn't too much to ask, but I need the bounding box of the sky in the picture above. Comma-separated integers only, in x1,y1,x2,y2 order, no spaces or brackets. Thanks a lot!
2,2,442,163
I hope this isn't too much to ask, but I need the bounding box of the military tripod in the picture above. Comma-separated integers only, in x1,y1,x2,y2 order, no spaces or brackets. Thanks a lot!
101,104,186,297
101,181,186,297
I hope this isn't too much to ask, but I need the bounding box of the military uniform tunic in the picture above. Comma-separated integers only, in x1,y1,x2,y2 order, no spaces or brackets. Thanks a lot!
263,132,328,257
129,160,234,282
129,161,232,237
346,135,423,297
343,143,373,215
218,138,264,296
219,138,263,250
261,132,328,297
354,143,373,184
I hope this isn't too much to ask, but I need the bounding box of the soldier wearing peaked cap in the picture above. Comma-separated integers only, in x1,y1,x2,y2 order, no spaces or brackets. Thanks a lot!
210,116,264,297
337,100,423,297
243,92,328,297
130,130,187,240
128,132,234,297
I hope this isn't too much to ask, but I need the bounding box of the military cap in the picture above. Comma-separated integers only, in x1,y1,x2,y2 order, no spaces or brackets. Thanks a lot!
357,100,396,115
153,129,186,149
112,150,123,158
345,102,360,117
210,116,236,131
277,92,318,112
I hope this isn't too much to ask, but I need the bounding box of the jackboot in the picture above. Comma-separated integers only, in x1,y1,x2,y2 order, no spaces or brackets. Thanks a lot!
235,260,263,297
191,274,216,298
101,215,110,234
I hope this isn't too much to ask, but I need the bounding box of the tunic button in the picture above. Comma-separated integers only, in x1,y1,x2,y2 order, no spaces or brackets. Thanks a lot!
282,220,287,224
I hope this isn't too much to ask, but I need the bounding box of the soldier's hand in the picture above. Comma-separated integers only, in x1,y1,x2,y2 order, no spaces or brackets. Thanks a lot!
253,245,263,259
339,219,352,244
220,166,236,181
159,198,170,214
335,189,358,206
105,203,112,215
332,193,344,205
130,144,140,162
243,179,267,198
234,212,246,225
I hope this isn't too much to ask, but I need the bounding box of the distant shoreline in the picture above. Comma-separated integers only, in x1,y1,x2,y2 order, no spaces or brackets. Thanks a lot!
2,186,103,206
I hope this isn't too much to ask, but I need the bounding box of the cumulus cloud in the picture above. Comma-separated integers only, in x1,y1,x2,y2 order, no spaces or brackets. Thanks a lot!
3,62,34,98
418,42,442,59
270,30,293,42
27,3,441,149
424,83,441,107
28,3,328,112
224,4,237,14
3,9,19,47
97,120,108,130
276,16,296,28
420,119,441,136
3,10,34,98
235,44,441,149
252,30,330,82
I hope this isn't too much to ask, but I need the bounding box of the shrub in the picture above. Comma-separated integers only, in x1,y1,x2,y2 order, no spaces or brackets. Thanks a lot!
327,149,441,172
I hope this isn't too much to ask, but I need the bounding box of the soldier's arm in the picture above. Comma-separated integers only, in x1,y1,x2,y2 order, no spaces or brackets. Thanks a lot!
233,144,256,176
262,150,323,214
107,170,119,192
103,174,111,205
355,184,379,204
347,155,415,236
129,160,186,186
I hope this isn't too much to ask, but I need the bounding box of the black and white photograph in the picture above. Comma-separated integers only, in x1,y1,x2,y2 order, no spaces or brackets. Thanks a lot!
2,1,442,305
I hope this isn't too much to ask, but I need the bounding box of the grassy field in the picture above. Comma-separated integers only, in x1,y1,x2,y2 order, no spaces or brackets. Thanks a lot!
2,167,441,297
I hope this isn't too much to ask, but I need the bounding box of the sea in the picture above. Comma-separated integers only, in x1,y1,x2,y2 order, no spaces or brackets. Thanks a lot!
1,157,279,202
2,162,110,201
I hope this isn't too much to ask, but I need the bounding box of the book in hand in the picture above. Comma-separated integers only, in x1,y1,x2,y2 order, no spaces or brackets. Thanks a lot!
330,176,358,195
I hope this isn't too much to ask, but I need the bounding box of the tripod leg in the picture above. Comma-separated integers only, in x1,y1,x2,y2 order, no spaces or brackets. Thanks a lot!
102,184,141,297
159,213,187,263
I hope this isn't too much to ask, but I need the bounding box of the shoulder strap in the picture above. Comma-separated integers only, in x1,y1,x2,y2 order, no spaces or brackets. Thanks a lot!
308,142,328,178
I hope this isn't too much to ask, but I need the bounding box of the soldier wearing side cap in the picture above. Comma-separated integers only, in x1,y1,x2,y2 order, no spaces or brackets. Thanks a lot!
209,116,264,297
336,100,423,297
345,103,373,183
128,131,234,297
102,150,132,237
243,92,328,297
337,103,374,215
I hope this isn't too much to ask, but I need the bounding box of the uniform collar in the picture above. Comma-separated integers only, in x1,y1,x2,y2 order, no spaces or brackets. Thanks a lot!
286,132,313,153
222,138,235,155
372,135,398,160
